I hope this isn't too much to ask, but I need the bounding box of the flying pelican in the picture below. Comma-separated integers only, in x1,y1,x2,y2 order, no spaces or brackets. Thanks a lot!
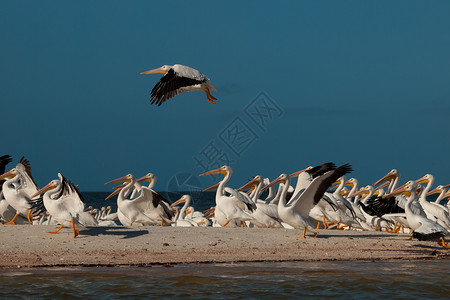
30,173,97,237
263,164,353,238
385,181,449,248
140,64,217,105
0,157,42,224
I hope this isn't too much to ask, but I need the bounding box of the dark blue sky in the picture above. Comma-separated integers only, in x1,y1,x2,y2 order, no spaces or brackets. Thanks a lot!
2,1,450,191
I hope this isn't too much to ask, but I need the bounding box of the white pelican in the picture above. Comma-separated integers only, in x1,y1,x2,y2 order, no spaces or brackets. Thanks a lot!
0,157,41,224
385,181,449,248
237,176,283,228
170,195,198,227
350,185,396,232
289,163,336,200
0,155,28,224
30,173,97,238
199,165,256,227
140,64,217,105
105,174,173,226
427,184,450,204
264,164,353,238
415,174,450,229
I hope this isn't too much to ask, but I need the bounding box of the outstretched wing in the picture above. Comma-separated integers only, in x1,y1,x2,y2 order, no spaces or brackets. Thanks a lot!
307,162,336,179
56,173,85,213
150,68,205,106
292,164,353,214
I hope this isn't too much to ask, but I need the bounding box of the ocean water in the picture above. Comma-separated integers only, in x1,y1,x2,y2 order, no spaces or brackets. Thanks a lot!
1,261,448,299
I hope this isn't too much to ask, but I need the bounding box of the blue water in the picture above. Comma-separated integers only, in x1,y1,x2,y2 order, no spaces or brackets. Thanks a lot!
1,261,448,299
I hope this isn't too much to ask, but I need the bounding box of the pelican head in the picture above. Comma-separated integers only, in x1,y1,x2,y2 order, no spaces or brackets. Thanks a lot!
137,173,156,184
384,180,417,198
30,180,58,199
238,175,263,191
415,174,433,185
262,174,289,191
199,165,231,177
0,168,17,180
373,169,399,186
289,167,312,178
105,174,134,185
140,65,171,75
344,178,358,188
171,194,191,207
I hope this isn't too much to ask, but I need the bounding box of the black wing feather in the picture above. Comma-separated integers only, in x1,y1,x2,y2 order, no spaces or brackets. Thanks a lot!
55,174,85,203
150,190,174,219
18,157,39,188
0,155,12,174
311,164,353,206
150,68,204,106
306,162,337,179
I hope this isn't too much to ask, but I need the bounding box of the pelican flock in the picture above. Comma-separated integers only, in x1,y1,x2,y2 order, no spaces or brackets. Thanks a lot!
2,155,448,249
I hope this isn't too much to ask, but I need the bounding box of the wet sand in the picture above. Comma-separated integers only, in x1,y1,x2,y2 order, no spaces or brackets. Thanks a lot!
0,225,448,268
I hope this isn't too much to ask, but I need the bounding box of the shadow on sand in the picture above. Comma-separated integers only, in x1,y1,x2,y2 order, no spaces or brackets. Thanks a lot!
80,226,149,239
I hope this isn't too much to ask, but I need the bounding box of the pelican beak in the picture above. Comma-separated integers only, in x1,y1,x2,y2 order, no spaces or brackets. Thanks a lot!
203,182,219,192
105,175,131,185
238,178,259,191
373,173,397,186
348,189,368,199
415,175,429,185
262,175,285,191
384,183,410,198
137,175,151,184
105,188,121,200
171,197,186,207
289,168,309,178
30,182,57,199
427,187,442,196
344,180,354,187
199,167,227,177
0,169,16,180
140,67,167,75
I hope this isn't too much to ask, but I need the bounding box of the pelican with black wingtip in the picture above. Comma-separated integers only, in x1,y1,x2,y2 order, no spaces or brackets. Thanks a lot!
141,64,217,105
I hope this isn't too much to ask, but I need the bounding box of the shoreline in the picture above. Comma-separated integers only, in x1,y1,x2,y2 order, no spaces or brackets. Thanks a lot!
1,225,448,268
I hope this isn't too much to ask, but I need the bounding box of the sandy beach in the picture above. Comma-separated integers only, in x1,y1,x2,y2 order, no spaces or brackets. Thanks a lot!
0,225,448,268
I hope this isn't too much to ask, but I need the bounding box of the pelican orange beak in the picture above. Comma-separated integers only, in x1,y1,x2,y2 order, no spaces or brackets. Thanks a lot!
105,188,121,200
199,167,227,177
105,175,132,185
262,175,286,191
373,172,397,186
383,182,410,198
30,181,57,199
137,175,152,184
171,196,187,207
427,186,443,196
0,169,16,180
140,67,167,75
344,180,354,187
348,188,369,199
415,175,429,185
203,182,219,192
238,178,259,191
289,168,309,178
